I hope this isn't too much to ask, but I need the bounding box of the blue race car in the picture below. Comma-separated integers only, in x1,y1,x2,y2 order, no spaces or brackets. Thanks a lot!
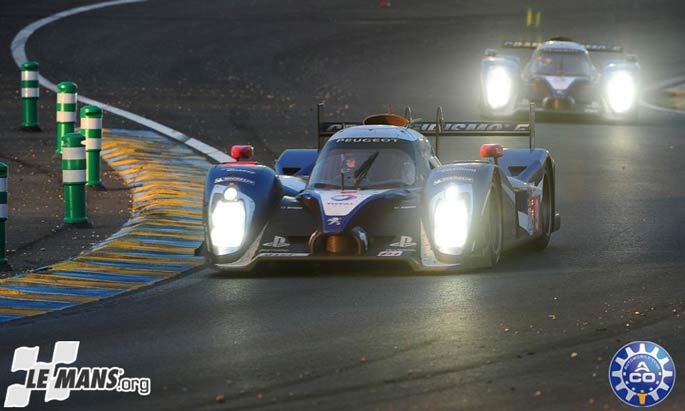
480,37,640,121
201,104,560,272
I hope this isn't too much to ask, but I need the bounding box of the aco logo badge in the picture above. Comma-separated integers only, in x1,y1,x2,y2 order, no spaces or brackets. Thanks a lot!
609,341,675,407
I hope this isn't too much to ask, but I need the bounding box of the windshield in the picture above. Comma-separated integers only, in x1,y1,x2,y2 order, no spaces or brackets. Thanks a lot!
531,51,591,76
309,140,418,190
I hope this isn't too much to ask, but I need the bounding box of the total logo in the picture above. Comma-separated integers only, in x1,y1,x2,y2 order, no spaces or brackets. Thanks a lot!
609,341,676,407
331,194,357,202
262,236,290,248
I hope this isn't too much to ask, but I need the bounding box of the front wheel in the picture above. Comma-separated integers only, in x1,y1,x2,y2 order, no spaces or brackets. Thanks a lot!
532,167,552,250
484,184,503,267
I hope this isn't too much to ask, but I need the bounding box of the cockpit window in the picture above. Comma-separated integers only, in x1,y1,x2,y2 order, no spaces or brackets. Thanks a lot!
531,51,591,76
309,140,418,190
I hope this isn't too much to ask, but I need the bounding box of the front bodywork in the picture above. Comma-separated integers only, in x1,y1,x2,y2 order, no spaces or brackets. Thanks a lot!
203,121,560,272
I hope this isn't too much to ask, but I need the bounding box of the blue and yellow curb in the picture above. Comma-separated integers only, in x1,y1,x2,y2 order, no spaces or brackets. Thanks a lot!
0,129,212,323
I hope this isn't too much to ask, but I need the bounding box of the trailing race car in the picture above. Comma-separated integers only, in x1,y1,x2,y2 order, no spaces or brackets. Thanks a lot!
201,104,560,272
480,37,640,121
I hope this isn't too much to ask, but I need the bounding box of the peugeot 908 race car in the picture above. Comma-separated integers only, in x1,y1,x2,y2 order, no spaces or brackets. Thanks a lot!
201,104,561,272
480,37,640,120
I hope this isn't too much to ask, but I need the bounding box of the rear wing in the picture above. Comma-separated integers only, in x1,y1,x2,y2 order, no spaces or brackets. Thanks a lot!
502,40,623,53
317,103,537,155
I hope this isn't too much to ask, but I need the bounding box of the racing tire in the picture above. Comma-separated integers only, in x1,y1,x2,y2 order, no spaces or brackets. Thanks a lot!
484,184,503,267
532,166,552,250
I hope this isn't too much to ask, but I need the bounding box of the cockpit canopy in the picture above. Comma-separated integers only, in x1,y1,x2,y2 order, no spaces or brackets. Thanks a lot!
308,136,422,190
529,49,592,77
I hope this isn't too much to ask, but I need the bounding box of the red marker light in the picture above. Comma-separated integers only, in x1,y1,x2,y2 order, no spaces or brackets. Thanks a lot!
479,144,504,159
230,145,254,161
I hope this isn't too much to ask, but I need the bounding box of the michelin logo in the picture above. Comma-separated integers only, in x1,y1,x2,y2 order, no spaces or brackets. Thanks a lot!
4,341,150,408
609,341,675,407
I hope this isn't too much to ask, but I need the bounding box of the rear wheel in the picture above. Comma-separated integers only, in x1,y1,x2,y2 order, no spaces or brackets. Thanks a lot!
485,184,503,267
532,167,552,250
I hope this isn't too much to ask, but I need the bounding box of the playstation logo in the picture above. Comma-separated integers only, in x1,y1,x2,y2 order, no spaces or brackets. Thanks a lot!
390,235,416,248
262,236,290,248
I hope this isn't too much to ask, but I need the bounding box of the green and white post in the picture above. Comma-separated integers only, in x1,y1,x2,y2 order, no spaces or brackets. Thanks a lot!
56,82,77,154
20,61,41,131
80,105,104,190
61,133,89,226
0,163,10,271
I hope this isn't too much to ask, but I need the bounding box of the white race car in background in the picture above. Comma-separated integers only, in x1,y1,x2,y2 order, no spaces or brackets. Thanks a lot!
480,37,640,121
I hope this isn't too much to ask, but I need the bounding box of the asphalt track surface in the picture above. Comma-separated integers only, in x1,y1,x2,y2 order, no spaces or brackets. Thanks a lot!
1,0,684,410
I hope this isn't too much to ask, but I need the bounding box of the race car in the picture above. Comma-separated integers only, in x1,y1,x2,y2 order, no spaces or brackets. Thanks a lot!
200,104,560,272
480,37,640,121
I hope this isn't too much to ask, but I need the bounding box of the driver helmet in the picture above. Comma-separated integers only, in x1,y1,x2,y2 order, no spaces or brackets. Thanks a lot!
341,153,361,174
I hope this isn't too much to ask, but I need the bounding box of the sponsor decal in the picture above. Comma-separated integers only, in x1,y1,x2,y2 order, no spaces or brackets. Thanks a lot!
4,341,150,408
393,205,417,210
257,252,309,257
609,341,675,407
331,194,357,202
503,40,539,48
411,123,529,133
378,250,402,257
390,236,416,248
433,175,474,185
584,43,622,52
326,202,354,207
337,138,399,143
262,236,290,248
213,176,255,185
327,217,342,226
435,166,476,174
223,168,256,174
320,190,388,216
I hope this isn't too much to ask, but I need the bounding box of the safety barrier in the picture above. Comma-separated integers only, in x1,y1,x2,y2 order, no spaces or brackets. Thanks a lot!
61,133,89,226
81,105,104,189
19,61,40,131
56,81,77,154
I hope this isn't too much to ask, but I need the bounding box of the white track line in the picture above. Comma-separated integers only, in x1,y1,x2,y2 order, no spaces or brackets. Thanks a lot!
639,75,685,115
10,0,233,163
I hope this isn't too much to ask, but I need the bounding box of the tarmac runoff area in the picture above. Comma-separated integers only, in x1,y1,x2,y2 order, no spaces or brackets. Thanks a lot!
0,78,682,323
656,82,685,110
0,129,210,323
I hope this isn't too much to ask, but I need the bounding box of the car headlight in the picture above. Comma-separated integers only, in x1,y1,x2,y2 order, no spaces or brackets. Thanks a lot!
433,186,469,253
210,196,246,253
606,71,636,114
485,67,512,110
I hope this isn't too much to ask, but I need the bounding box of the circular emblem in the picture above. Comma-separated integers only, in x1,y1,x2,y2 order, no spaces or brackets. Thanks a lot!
609,341,675,407
331,194,357,202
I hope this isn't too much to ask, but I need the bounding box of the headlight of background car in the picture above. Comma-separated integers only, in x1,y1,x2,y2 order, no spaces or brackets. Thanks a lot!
606,71,636,114
433,186,470,254
209,186,253,255
485,66,512,110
